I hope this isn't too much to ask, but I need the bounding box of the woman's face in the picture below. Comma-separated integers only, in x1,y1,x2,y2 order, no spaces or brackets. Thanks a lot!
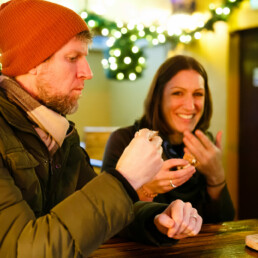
162,69,205,137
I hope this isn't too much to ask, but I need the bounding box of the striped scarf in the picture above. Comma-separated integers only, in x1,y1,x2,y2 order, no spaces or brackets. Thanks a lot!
0,75,69,155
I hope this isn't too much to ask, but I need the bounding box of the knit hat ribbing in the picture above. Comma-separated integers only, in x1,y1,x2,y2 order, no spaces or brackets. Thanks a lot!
0,0,89,76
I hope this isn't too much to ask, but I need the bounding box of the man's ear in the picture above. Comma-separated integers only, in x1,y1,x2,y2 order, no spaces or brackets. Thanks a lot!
28,67,37,75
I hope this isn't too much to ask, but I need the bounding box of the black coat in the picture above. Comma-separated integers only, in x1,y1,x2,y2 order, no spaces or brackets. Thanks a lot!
102,123,235,223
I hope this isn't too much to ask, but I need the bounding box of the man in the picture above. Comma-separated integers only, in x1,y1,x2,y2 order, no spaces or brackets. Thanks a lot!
0,0,202,257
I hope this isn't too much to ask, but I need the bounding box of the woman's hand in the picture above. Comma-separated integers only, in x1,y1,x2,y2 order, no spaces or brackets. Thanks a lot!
154,199,202,239
183,130,225,186
137,158,196,201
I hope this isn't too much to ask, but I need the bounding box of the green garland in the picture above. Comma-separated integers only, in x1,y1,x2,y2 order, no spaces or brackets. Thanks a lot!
81,0,244,81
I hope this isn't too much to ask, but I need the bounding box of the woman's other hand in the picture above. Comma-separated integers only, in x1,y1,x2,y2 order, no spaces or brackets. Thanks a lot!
183,130,225,186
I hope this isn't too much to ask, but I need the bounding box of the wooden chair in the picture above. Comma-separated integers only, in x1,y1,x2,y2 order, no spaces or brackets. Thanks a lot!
84,126,118,174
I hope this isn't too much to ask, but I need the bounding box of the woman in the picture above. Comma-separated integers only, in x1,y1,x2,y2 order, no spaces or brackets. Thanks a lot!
102,55,234,223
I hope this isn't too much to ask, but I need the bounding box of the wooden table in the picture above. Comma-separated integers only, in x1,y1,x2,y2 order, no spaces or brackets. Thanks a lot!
89,219,258,257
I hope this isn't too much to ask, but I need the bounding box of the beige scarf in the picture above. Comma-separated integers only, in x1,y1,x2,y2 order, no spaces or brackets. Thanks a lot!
0,75,69,155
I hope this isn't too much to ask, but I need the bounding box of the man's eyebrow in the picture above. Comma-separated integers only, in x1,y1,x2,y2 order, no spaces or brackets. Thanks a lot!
67,49,82,53
66,50,88,55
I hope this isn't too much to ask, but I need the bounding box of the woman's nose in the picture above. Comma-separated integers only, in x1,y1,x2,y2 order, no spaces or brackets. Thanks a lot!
184,96,195,110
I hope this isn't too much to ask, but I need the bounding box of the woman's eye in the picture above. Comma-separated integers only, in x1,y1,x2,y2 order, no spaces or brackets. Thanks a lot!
171,91,182,96
194,92,204,97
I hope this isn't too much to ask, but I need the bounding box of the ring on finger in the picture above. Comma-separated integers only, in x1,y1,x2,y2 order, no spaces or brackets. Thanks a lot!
169,179,176,188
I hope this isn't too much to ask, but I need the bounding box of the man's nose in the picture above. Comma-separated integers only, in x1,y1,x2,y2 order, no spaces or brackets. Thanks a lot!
78,58,93,80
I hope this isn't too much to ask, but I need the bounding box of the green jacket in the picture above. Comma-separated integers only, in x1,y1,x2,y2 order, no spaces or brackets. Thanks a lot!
0,88,135,257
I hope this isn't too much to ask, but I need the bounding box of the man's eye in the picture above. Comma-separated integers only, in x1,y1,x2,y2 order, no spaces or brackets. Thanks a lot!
68,56,77,62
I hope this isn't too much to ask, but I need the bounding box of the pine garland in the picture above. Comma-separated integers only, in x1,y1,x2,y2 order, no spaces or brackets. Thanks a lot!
81,0,244,80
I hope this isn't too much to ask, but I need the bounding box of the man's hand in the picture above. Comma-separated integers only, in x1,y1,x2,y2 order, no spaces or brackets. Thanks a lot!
116,128,163,190
154,199,202,239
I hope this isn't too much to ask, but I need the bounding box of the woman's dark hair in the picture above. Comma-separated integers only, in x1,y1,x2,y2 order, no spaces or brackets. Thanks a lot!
140,55,212,135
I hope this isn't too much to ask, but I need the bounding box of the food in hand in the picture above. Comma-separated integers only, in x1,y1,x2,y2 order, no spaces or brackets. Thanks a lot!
135,129,158,141
183,153,199,166
135,129,162,156
147,130,159,141
178,152,200,169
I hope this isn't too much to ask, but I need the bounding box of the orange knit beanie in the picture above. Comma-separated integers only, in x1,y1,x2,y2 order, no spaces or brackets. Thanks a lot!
0,0,89,76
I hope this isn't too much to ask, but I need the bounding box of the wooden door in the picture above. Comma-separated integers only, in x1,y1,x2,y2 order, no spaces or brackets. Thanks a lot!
238,27,258,219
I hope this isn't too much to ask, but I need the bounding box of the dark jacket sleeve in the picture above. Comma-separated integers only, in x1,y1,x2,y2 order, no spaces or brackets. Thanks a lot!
202,184,235,223
0,154,135,258
119,201,178,246
102,126,177,246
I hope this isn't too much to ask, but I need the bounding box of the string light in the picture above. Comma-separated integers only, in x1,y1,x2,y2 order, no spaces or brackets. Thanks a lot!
130,35,137,41
101,28,109,36
114,49,121,57
138,57,145,64
88,20,96,27
121,28,128,34
124,57,132,64
149,26,156,32
106,37,115,47
110,63,117,70
194,32,202,39
80,11,88,19
132,46,139,53
138,31,145,37
116,21,123,28
127,23,135,30
137,24,144,31
129,73,137,81
108,57,116,63
216,7,223,15
152,39,159,45
136,66,142,73
117,72,124,80
223,7,231,15
158,34,166,43
101,59,109,69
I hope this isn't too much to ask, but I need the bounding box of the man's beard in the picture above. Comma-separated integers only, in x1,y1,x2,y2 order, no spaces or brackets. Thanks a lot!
36,81,79,115
40,92,79,115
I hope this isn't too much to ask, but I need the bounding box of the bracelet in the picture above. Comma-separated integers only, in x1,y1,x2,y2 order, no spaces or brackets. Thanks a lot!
207,179,226,187
140,186,158,198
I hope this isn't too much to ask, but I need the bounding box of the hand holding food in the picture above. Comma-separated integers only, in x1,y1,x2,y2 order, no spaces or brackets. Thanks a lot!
137,158,196,200
116,128,163,190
